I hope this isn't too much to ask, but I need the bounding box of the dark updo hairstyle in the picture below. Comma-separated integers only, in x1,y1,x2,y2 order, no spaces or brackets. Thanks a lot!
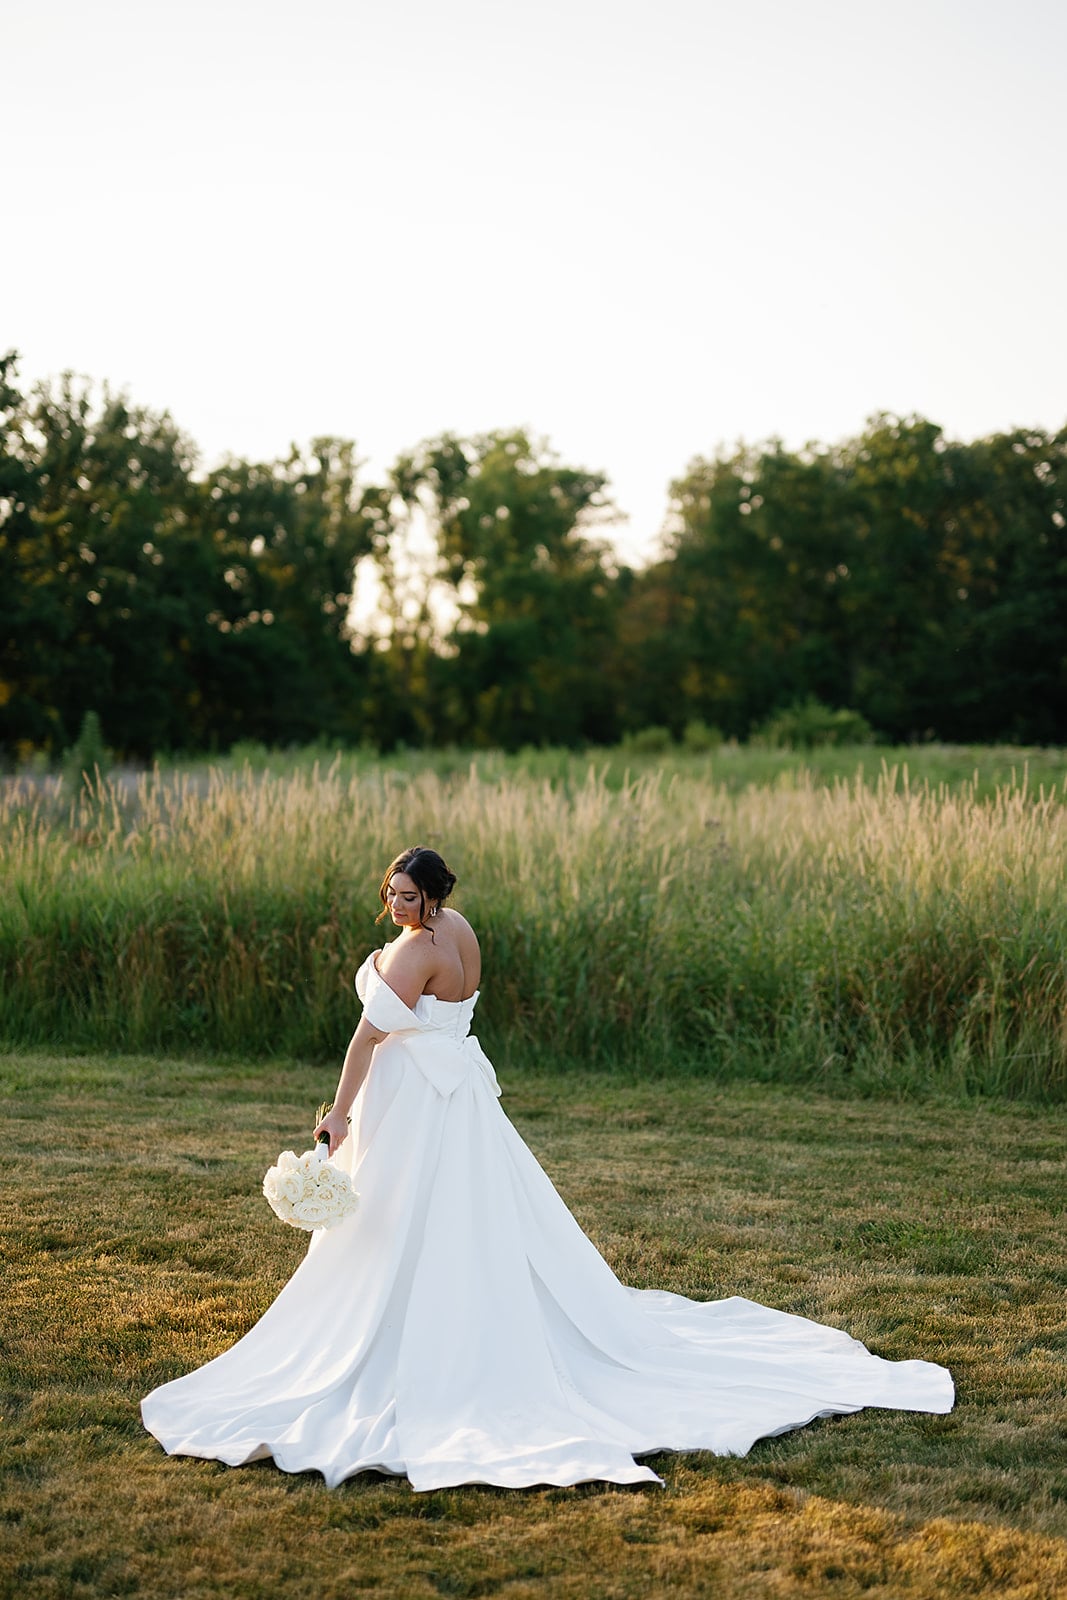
377,845,457,934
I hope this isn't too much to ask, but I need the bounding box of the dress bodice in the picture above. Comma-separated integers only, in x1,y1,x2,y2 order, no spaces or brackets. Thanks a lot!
354,952,497,1099
412,989,479,1041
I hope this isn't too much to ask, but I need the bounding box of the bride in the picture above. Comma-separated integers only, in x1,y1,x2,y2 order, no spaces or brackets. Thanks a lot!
141,845,954,1491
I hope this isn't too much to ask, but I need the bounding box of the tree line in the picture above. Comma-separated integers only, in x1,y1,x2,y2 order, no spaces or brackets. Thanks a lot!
1,352,1064,760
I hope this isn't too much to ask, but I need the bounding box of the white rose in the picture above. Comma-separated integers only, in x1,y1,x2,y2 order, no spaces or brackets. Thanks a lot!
279,1170,304,1205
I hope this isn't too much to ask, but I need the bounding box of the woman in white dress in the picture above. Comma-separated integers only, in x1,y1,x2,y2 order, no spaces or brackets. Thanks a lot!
141,845,954,1491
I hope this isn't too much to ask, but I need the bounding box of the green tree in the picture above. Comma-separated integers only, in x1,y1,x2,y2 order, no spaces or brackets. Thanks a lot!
191,440,373,747
832,417,1065,742
0,364,375,759
837,415,970,739
0,364,202,757
646,442,825,737
391,431,624,748
645,415,1067,745
0,352,52,753
952,427,1067,742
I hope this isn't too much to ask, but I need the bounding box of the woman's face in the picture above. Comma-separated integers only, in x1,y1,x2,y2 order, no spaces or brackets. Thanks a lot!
385,871,423,927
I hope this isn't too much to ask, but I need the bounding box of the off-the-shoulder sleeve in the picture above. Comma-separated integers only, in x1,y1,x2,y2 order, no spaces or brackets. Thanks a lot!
359,965,420,1035
354,952,376,1005
353,957,497,1099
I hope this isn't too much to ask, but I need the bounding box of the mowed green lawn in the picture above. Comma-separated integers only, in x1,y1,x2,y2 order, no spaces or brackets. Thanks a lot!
1,1051,1065,1600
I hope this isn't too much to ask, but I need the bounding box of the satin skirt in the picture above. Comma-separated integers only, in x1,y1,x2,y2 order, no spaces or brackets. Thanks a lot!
142,1039,954,1490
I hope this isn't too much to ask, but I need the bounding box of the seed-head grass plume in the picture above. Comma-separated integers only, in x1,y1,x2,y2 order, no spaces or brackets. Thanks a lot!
0,755,1064,1099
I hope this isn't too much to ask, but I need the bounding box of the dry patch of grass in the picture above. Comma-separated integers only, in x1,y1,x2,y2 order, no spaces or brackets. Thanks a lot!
1,1051,1065,1599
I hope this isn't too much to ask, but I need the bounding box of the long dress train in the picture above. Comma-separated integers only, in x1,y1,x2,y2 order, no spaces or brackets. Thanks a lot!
141,955,954,1490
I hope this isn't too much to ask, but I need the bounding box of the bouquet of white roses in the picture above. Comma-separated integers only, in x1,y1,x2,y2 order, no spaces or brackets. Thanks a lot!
262,1104,359,1232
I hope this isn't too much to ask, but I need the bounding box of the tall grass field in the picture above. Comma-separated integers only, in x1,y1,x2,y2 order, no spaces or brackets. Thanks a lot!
1,745,1066,1098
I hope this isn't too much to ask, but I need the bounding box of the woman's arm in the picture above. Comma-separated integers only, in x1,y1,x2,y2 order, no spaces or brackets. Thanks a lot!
314,935,439,1154
313,1015,387,1154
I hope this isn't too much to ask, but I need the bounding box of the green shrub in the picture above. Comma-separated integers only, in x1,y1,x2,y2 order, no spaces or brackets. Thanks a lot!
682,718,723,753
63,710,110,790
227,739,273,771
621,725,673,755
755,698,875,750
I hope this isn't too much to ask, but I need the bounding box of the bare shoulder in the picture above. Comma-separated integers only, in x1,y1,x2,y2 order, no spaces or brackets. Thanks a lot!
377,913,479,1005
375,930,437,1007
440,906,479,951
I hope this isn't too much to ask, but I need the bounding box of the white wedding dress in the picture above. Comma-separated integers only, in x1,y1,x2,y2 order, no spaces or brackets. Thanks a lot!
141,954,954,1490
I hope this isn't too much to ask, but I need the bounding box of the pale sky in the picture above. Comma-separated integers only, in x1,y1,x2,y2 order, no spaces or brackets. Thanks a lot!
6,0,1065,563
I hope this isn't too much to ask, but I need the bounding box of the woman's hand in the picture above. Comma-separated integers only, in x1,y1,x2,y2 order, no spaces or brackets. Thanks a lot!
313,1106,350,1157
